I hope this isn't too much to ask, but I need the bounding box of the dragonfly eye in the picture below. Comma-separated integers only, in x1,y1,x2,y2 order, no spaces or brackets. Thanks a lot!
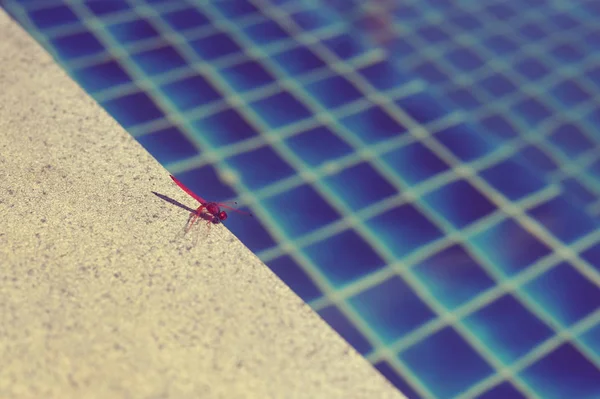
219,211,228,221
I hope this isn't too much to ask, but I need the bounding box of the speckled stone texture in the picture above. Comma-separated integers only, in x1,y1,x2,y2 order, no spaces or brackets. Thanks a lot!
0,9,405,399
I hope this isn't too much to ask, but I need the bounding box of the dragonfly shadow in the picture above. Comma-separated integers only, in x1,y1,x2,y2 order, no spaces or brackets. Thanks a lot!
152,191,196,214
152,191,214,223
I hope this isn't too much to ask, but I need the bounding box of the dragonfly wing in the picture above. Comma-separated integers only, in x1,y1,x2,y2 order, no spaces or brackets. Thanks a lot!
170,175,207,205
217,202,252,216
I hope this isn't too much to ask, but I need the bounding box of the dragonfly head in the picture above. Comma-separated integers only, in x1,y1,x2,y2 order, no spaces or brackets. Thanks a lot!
210,210,228,224
205,202,229,224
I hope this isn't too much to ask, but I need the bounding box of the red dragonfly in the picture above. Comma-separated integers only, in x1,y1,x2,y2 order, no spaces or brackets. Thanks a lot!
170,175,249,233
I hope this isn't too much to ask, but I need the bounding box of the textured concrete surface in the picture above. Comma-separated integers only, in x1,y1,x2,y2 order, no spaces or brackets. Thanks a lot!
0,9,405,399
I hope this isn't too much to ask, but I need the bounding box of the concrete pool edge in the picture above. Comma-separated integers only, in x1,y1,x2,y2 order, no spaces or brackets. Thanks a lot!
0,9,405,399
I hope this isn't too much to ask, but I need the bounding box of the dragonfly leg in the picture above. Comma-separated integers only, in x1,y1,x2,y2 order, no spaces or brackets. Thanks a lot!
185,212,199,234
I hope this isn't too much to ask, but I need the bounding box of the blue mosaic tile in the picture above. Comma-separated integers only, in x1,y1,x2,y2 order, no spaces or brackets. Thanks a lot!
191,108,259,147
435,123,499,162
388,38,416,57
448,13,482,31
399,327,494,398
514,56,551,82
550,80,591,108
484,3,517,20
107,18,160,44
324,162,397,211
160,74,222,112
85,0,131,17
349,276,436,344
548,13,580,30
284,125,353,167
322,33,367,60
423,179,496,230
588,159,600,184
304,74,363,109
583,1,600,16
318,305,373,355
137,126,199,165
480,157,548,201
262,184,342,239
366,204,444,259
173,164,237,201
420,0,452,11
393,4,419,20
189,31,243,60
291,9,337,32
581,244,600,274
479,73,517,99
470,218,552,277
131,45,188,76
271,46,327,77
476,382,527,399
249,90,312,128
585,107,600,130
303,229,386,287
560,178,597,206
527,196,597,244
72,60,132,93
523,262,600,327
413,244,496,310
483,34,519,56
374,361,423,399
28,4,79,30
160,7,210,32
220,59,276,92
263,0,296,5
50,31,105,60
358,60,411,91
462,295,553,365
341,105,407,144
212,0,260,19
323,0,359,14
396,92,449,125
225,145,295,190
446,86,481,110
580,322,600,358
547,123,594,159
511,97,553,127
101,91,163,128
220,206,277,252
583,31,600,53
243,19,291,45
416,25,448,44
412,61,450,84
518,22,548,41
477,115,518,139
267,255,322,302
549,42,585,63
519,344,600,398
585,65,600,89
514,144,559,173
445,47,485,72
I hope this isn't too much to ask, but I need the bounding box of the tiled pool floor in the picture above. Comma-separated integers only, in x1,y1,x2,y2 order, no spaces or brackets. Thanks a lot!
3,0,600,397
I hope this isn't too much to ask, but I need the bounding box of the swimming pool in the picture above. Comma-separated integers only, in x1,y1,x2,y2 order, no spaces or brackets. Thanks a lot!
4,0,600,397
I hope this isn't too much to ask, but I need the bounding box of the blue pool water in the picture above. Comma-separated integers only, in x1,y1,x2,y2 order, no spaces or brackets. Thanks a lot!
3,0,600,397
